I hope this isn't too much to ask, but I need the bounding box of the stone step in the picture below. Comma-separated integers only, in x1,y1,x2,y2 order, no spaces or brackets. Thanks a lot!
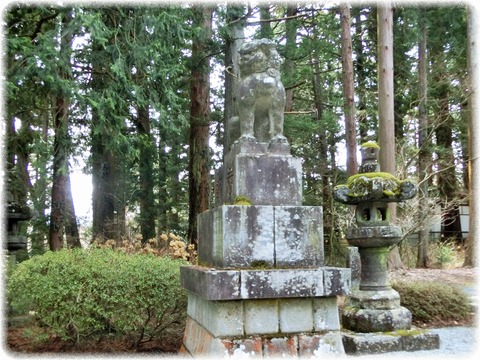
181,265,351,301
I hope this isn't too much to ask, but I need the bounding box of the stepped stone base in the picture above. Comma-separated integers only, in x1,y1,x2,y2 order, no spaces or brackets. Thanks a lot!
342,330,440,355
180,267,351,358
181,266,351,300
181,316,345,358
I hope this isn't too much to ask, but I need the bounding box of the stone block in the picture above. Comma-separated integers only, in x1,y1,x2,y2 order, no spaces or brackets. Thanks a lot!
182,317,216,356
263,337,298,358
279,299,313,333
182,267,353,301
346,246,361,290
400,331,440,351
342,306,412,333
197,205,275,268
180,266,240,300
244,300,279,335
240,269,324,299
298,332,345,357
182,317,257,357
342,333,402,355
274,206,324,267
186,293,243,337
223,150,303,206
349,288,401,310
223,337,263,357
323,267,351,296
313,297,340,331
342,330,439,355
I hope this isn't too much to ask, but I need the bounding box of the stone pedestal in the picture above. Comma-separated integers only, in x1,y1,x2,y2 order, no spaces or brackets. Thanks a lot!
333,142,440,355
181,142,350,357
217,141,302,206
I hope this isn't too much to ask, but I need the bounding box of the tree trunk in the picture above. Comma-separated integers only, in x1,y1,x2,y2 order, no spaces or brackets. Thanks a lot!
49,96,68,251
90,10,124,242
353,9,368,143
377,2,403,269
340,3,358,177
284,5,298,113
259,5,273,39
417,9,429,268
136,104,156,243
49,13,75,251
65,171,81,248
435,87,463,242
465,6,479,266
224,4,244,153
91,112,117,241
187,5,213,247
158,126,169,235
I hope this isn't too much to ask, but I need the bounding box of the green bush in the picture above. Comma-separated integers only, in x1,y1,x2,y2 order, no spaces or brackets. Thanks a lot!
7,248,188,348
392,280,472,324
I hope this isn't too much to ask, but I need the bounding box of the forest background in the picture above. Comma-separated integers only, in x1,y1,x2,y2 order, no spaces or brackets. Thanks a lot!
3,1,478,269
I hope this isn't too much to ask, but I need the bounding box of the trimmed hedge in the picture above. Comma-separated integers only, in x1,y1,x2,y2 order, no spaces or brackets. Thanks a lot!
7,248,188,347
392,279,472,324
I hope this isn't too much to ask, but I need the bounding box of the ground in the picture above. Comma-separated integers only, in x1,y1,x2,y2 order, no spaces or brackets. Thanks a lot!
5,267,476,354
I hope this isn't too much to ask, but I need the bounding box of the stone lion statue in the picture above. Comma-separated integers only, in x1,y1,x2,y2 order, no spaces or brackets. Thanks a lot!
233,39,287,147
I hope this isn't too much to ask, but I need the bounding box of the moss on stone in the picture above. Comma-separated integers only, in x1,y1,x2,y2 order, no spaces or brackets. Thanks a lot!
347,172,399,186
234,195,253,205
249,260,270,269
361,141,380,149
385,329,426,337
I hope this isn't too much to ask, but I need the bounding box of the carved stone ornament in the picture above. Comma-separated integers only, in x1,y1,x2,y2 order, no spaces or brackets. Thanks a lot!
234,39,288,147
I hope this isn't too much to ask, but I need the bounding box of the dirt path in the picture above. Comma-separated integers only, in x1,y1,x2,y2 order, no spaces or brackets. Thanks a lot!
389,266,476,286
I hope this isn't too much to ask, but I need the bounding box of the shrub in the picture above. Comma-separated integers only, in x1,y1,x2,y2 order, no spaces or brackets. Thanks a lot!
7,248,188,348
392,279,472,324
92,232,197,262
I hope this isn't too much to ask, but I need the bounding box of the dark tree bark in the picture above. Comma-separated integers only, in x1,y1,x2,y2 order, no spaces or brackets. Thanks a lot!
417,8,430,268
90,10,126,242
353,9,368,143
49,13,79,250
224,4,244,153
49,96,68,250
187,5,213,247
435,95,463,242
259,5,273,39
284,5,298,113
378,2,403,269
65,172,81,248
136,104,156,243
340,3,358,177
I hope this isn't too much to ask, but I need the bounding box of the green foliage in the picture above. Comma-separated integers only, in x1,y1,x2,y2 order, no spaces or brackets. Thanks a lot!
7,249,188,348
392,280,472,324
434,241,457,268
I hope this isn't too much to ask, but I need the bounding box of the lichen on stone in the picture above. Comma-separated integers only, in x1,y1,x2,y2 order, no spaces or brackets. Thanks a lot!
361,141,381,149
333,172,417,205
234,195,254,205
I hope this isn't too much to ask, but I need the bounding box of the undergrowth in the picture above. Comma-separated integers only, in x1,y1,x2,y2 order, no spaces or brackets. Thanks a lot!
7,248,188,349
392,279,472,325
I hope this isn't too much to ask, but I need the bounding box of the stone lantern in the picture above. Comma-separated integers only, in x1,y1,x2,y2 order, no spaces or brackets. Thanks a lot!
6,186,31,257
333,142,439,354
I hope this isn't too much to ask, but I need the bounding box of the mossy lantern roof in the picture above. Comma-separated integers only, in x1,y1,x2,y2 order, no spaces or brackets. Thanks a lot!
333,172,417,205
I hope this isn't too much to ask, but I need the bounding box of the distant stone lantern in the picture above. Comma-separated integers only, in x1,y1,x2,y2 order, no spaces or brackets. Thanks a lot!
6,185,31,256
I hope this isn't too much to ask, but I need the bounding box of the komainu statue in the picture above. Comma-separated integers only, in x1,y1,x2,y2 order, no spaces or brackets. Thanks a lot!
233,39,288,148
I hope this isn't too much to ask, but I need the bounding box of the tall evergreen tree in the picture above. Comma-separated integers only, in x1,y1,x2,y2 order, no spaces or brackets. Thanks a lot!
187,5,213,247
